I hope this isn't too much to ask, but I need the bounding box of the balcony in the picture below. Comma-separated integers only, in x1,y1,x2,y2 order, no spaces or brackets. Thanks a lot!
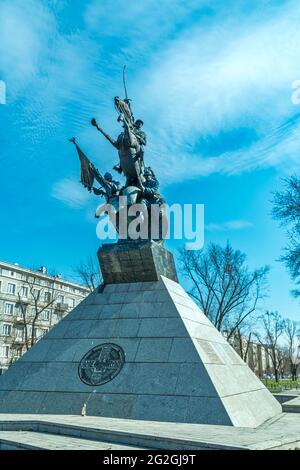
55,302,69,312
18,297,30,305
13,336,25,344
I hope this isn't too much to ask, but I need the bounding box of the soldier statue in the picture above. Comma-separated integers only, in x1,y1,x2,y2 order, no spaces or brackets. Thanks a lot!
69,70,167,243
92,172,121,203
141,167,164,207
91,97,146,190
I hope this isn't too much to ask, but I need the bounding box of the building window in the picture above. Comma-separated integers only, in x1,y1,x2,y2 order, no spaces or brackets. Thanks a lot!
15,326,25,341
30,307,36,317
41,310,50,321
4,302,14,315
10,271,15,277
20,286,28,297
42,328,49,337
58,295,64,303
32,289,40,300
0,346,10,358
16,305,25,319
68,298,75,308
44,292,51,303
34,278,41,285
21,273,27,281
14,347,23,358
2,324,12,336
7,283,16,295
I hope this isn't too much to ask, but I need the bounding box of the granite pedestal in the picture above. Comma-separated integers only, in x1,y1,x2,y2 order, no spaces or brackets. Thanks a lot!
0,243,281,427
98,241,178,284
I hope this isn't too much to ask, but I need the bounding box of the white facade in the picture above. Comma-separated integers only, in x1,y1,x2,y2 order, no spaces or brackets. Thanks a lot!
0,260,89,374
223,332,274,377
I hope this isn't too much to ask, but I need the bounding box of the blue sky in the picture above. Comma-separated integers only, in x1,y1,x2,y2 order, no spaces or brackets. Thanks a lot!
0,0,299,319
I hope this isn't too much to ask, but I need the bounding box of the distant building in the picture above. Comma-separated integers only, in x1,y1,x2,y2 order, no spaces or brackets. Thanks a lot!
223,331,274,378
0,260,89,374
247,341,273,377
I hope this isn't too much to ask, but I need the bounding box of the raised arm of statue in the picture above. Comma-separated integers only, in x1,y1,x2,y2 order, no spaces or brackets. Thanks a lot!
138,131,147,146
91,118,118,149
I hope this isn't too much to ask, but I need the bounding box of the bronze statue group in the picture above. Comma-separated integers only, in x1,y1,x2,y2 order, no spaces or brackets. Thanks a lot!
69,93,166,242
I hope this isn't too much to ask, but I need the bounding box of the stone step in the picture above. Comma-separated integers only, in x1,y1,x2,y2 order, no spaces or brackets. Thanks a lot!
282,397,300,413
1,413,300,450
0,431,148,450
0,417,244,450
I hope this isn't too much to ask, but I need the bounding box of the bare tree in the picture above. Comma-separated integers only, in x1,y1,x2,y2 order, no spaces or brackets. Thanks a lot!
179,242,269,339
277,346,290,380
254,311,285,382
229,323,253,363
284,319,300,380
11,275,59,359
273,175,300,297
73,255,102,292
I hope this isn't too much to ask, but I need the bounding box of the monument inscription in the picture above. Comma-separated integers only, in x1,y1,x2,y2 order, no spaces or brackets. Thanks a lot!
196,339,224,364
78,343,125,386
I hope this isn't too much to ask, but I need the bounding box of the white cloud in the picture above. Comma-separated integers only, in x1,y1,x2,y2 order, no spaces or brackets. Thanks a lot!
0,0,57,98
52,178,91,208
130,0,300,181
206,220,253,232
84,0,208,47
0,0,102,141
3,0,300,197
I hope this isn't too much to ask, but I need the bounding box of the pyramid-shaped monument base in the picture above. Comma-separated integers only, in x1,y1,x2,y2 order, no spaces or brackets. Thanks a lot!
0,244,281,427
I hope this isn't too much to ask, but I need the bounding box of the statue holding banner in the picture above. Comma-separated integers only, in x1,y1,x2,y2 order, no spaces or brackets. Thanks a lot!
69,70,167,242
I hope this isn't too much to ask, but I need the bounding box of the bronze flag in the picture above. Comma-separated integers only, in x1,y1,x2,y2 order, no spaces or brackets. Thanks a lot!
69,138,94,191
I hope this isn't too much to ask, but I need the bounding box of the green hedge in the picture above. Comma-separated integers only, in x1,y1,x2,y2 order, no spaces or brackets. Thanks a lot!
262,379,300,392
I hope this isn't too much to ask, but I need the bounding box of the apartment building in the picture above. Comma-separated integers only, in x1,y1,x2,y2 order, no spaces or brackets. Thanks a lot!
223,331,274,378
0,260,90,374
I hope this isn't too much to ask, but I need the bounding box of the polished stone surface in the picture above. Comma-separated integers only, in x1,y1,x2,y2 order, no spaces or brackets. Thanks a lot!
98,240,178,283
0,276,281,427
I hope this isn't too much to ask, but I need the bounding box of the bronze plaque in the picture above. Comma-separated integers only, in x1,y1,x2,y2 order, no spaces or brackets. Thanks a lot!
78,343,125,386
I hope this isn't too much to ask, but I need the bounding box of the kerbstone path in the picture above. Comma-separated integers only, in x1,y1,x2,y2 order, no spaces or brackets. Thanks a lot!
0,413,299,450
